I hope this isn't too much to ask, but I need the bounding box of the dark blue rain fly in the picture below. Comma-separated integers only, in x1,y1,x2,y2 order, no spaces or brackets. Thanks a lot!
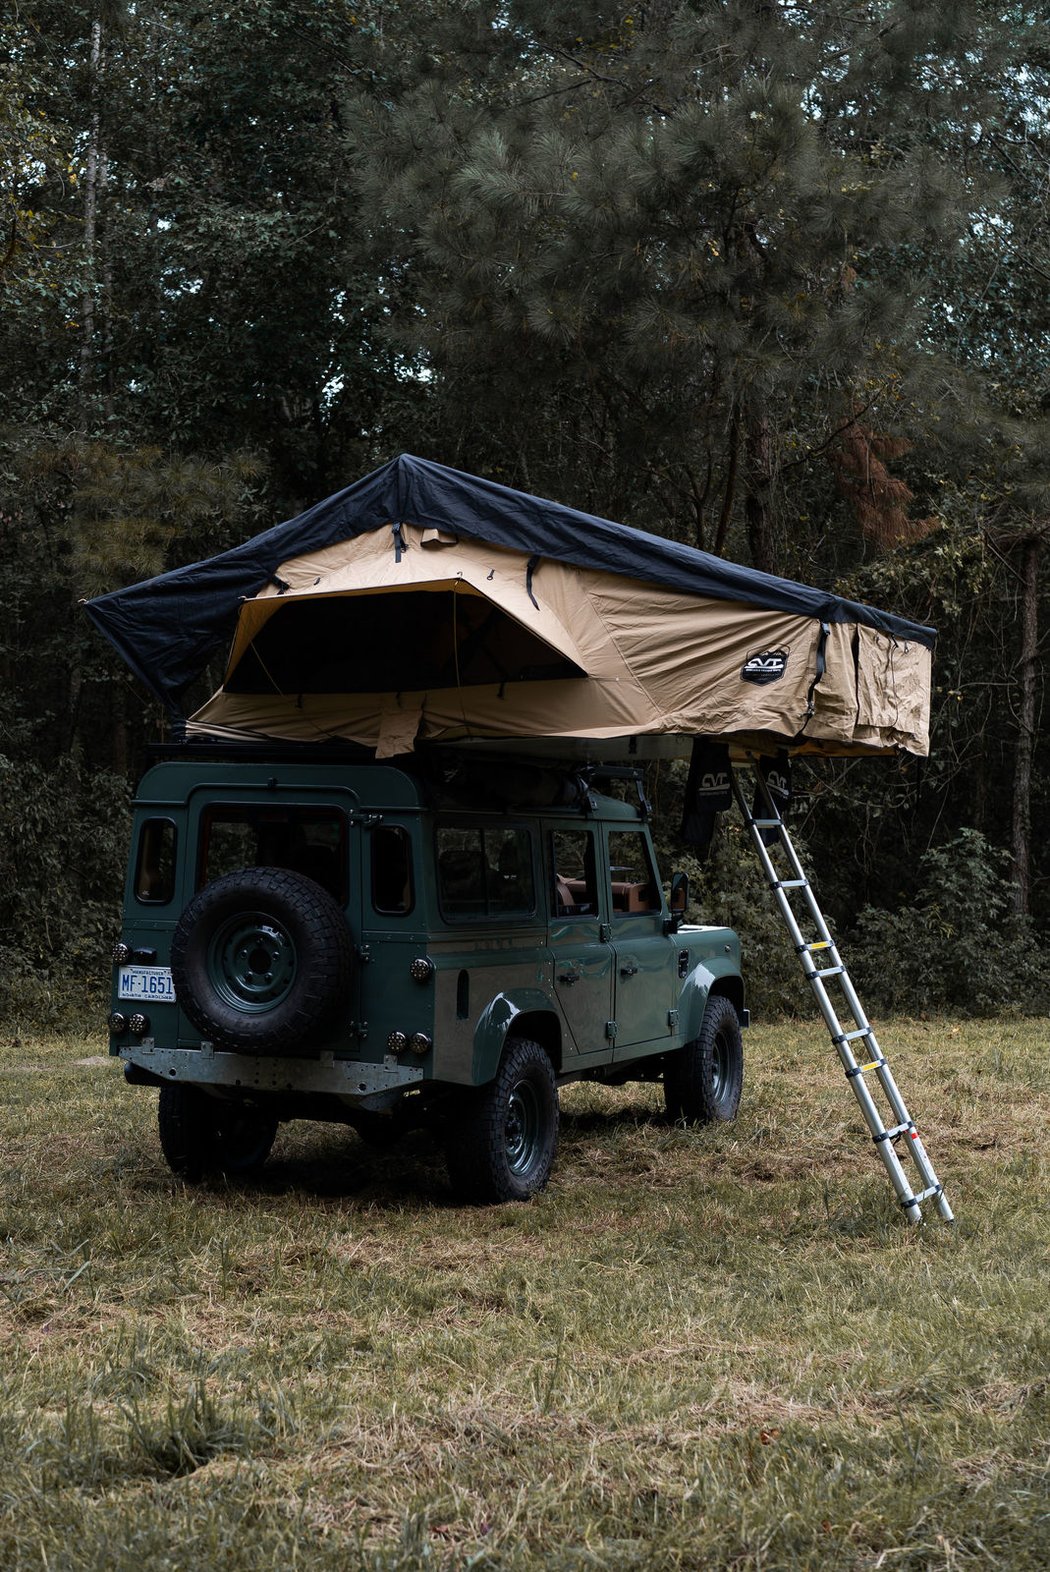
83,454,936,716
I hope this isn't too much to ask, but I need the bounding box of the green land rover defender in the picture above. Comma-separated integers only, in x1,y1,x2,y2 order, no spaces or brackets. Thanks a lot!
108,751,747,1201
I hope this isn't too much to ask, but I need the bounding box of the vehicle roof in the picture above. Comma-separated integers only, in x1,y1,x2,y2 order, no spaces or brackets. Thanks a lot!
134,758,646,821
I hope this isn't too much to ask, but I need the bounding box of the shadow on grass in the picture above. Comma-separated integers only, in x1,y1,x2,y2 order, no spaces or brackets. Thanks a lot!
117,1096,683,1212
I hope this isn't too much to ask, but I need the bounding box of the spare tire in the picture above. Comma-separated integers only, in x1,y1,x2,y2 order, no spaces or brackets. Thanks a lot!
171,867,352,1054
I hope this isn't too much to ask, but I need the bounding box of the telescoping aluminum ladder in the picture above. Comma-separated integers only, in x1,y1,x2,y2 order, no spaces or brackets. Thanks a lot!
731,762,954,1226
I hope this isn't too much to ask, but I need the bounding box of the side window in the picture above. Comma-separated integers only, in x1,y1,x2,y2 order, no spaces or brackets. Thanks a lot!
437,826,535,919
134,818,177,904
607,830,661,915
437,828,486,917
487,827,534,915
199,807,348,903
549,829,598,916
372,825,414,914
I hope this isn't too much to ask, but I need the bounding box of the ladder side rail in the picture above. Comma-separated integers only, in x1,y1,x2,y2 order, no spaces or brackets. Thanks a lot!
730,761,954,1225
746,770,845,960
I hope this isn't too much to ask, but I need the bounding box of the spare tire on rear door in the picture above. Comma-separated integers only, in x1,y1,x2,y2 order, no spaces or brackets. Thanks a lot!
171,867,352,1055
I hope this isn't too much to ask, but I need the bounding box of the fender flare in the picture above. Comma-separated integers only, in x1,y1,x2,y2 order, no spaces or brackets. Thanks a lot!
677,959,745,1045
472,989,561,1085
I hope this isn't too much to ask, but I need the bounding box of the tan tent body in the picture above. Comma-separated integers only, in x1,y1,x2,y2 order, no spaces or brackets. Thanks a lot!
84,456,933,761
188,522,931,760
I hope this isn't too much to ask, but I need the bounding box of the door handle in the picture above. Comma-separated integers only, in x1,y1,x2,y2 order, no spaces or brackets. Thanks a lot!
619,964,639,978
557,971,580,986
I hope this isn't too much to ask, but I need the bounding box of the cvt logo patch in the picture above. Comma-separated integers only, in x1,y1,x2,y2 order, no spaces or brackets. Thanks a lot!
741,649,788,685
696,769,731,799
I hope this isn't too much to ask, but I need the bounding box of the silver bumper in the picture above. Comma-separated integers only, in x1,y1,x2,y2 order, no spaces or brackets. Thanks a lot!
120,1043,424,1106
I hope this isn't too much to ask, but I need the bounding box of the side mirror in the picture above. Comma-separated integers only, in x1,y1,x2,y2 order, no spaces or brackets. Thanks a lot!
664,871,689,934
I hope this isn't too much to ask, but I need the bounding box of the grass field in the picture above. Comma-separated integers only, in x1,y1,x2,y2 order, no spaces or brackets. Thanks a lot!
1,1018,1047,1570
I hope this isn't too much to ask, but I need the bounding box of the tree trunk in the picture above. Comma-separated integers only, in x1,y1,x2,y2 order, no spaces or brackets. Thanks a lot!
79,18,103,408
743,397,774,574
1009,535,1040,915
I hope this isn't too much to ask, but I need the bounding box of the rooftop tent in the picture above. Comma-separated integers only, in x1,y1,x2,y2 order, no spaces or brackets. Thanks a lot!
83,454,936,760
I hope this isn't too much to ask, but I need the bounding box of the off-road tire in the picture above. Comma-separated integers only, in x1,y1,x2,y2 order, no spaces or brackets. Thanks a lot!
444,1037,559,1204
171,867,352,1055
158,1084,277,1182
157,1083,212,1182
664,993,743,1124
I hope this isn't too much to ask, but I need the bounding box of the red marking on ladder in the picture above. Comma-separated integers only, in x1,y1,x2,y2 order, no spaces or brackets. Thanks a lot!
910,1131,919,1139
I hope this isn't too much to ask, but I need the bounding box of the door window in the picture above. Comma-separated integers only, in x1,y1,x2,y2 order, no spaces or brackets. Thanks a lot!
549,829,599,916
607,830,661,915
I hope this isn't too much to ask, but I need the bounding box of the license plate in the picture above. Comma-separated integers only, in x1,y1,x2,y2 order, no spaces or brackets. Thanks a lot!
118,966,176,1003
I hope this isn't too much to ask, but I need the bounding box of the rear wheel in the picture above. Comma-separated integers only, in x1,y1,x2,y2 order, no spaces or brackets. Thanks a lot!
444,1038,559,1203
664,993,743,1124
158,1084,277,1182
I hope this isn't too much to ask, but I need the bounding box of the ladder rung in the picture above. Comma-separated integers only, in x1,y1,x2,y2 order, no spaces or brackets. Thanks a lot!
874,1122,913,1144
751,818,783,829
801,940,832,952
813,965,845,980
834,1028,872,1045
899,1184,942,1210
773,878,808,890
845,1057,885,1078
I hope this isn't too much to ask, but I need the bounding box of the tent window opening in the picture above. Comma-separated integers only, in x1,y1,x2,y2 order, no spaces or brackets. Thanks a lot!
372,825,414,915
550,829,598,917
437,826,535,920
227,591,584,695
607,830,661,916
135,819,177,905
198,806,348,905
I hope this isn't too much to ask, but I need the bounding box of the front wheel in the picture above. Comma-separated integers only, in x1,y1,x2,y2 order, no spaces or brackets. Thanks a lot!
664,993,743,1124
158,1084,278,1182
444,1038,559,1204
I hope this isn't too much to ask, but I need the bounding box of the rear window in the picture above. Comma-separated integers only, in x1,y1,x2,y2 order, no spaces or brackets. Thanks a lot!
198,806,348,904
436,826,535,920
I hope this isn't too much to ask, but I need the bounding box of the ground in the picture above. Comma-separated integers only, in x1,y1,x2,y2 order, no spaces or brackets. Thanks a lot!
0,1019,1046,1570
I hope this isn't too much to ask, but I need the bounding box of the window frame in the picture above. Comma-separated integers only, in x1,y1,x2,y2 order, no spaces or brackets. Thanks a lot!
434,820,537,923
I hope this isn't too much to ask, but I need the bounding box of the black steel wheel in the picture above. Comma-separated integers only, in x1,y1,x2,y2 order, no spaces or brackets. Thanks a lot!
171,867,352,1055
664,993,744,1124
158,1083,277,1182
444,1037,559,1204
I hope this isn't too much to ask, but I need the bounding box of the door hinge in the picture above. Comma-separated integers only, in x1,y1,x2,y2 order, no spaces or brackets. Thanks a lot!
667,1008,679,1032
599,922,612,944
605,1020,618,1041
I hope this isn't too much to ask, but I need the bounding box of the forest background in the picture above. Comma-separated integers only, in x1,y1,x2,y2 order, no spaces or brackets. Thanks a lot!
2,0,1049,1026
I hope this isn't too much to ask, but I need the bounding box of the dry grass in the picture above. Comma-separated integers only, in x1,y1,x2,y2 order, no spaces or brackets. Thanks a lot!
1,1017,1047,1569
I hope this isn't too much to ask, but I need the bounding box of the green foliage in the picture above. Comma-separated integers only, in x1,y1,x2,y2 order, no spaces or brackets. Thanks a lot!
683,823,813,1021
848,829,1050,1016
0,2,1049,1016
0,758,129,1025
